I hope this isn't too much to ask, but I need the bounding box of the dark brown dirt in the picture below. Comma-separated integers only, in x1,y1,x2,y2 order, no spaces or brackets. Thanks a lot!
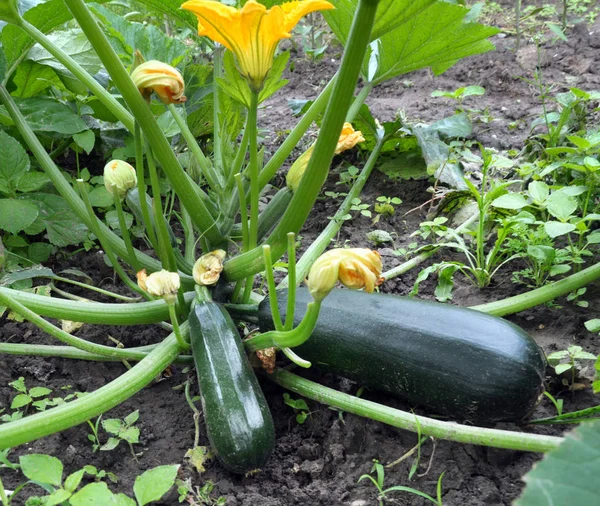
2,5,600,506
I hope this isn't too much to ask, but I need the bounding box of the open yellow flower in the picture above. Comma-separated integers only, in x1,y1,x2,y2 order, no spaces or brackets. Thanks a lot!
181,0,334,91
306,248,383,301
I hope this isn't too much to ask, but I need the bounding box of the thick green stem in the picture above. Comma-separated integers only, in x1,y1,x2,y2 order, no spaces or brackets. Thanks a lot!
16,19,134,132
63,0,222,247
133,123,159,251
346,82,373,123
0,86,161,274
212,44,225,176
224,0,380,281
0,329,186,449
0,343,194,365
263,245,284,331
245,301,321,352
279,131,385,288
258,76,336,190
248,91,260,250
111,186,141,273
284,233,297,331
471,261,600,316
0,287,194,325
269,368,563,453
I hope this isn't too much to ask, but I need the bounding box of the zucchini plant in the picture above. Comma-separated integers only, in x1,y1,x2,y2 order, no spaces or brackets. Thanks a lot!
0,0,599,477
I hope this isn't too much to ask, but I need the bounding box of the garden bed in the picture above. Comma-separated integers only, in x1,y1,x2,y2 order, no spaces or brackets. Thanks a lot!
1,3,600,506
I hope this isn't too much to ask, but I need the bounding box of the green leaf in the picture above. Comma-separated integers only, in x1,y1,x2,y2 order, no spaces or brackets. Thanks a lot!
11,393,32,409
29,386,52,398
88,186,113,208
73,131,96,155
46,488,72,506
29,193,88,246
515,420,600,506
428,113,472,139
0,199,39,234
0,265,55,286
0,98,88,135
120,426,139,444
0,130,30,191
16,172,51,193
28,29,102,76
0,0,20,24
585,320,600,333
132,0,197,31
13,60,62,98
528,181,549,203
555,363,572,375
70,482,120,506
124,410,139,426
64,469,85,493
491,193,529,210
545,221,576,238
102,419,123,435
19,454,63,487
547,192,578,221
133,465,179,506
461,85,486,97
100,438,121,451
324,0,498,84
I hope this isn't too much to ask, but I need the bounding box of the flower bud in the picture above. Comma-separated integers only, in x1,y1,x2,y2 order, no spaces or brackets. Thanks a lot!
104,160,137,199
306,248,382,301
193,250,226,286
131,60,186,104
137,269,180,302
286,145,314,192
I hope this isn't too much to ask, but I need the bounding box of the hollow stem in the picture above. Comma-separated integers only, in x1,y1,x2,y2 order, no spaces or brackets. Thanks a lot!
224,0,380,281
269,368,563,453
0,286,194,325
235,173,250,253
284,233,297,331
248,90,260,250
111,185,141,273
168,302,190,350
76,180,143,296
245,300,321,352
279,130,385,288
263,245,283,331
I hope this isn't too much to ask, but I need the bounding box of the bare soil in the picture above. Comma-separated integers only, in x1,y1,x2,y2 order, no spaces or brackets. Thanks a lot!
2,7,600,506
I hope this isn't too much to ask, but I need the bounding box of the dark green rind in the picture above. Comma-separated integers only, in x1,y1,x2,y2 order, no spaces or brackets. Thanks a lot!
258,288,546,423
189,301,275,474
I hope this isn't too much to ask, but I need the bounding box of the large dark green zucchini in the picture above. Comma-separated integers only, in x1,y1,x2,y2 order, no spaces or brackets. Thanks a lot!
258,288,546,423
189,301,275,473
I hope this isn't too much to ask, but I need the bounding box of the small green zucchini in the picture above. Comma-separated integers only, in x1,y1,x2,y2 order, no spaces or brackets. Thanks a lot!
189,300,275,473
258,288,546,423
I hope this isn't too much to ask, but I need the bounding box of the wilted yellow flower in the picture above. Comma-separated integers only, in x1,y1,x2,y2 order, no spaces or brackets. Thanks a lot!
137,269,180,301
286,123,364,191
130,60,186,104
104,160,137,199
193,250,226,286
335,123,365,154
306,248,382,301
181,0,334,91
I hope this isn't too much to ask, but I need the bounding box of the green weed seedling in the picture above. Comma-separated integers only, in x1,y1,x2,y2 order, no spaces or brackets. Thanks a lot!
176,478,226,506
2,378,77,422
547,345,597,390
358,459,444,506
431,85,485,114
0,453,178,506
372,196,402,224
282,393,311,424
100,410,141,460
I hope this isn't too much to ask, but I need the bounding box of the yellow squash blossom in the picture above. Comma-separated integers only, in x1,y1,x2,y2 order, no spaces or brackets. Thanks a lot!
287,123,365,191
137,269,181,302
130,60,186,104
306,248,383,301
193,249,226,286
103,160,137,199
181,0,334,91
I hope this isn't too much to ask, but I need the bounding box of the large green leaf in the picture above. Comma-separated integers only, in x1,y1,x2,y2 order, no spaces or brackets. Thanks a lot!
0,97,87,135
1,0,110,84
29,193,89,246
516,420,600,506
92,4,189,66
0,199,39,233
133,465,179,506
28,28,103,76
19,453,63,488
324,0,498,84
13,60,63,98
133,0,197,31
0,130,30,192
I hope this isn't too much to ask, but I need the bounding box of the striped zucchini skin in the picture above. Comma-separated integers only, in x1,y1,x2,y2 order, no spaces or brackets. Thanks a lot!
258,288,546,423
189,301,275,473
